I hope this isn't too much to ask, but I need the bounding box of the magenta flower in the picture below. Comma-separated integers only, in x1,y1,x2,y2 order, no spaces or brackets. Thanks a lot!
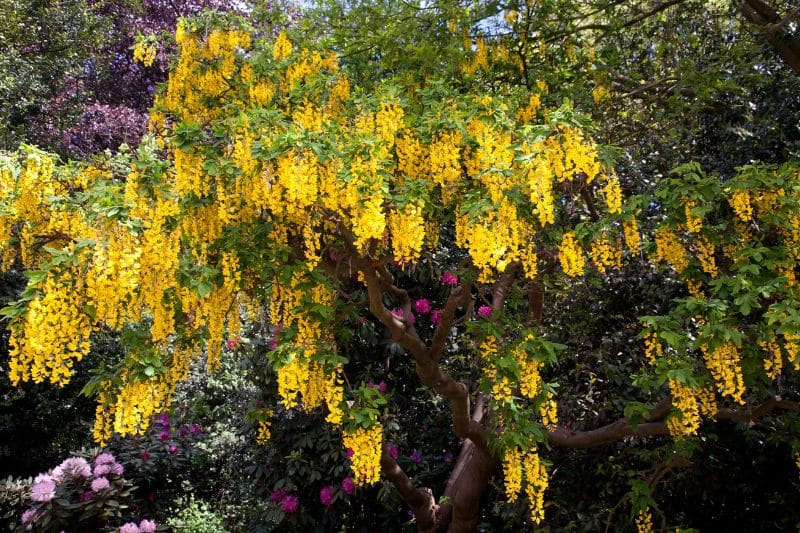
270,489,287,503
267,337,278,350
387,443,399,460
168,445,178,455
179,426,189,438
391,308,404,319
320,485,336,506
431,309,442,325
341,477,355,495
30,480,56,502
155,413,170,429
140,450,150,461
442,272,458,286
81,491,94,501
477,305,492,319
138,519,157,533
189,423,202,435
225,337,241,351
119,523,140,533
281,495,300,513
414,298,431,315
410,451,422,463
444,451,454,463
159,430,170,443
378,381,388,393
346,447,355,459
91,477,110,492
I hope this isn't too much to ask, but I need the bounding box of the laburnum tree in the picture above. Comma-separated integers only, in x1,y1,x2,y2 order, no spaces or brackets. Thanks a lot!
1,12,800,532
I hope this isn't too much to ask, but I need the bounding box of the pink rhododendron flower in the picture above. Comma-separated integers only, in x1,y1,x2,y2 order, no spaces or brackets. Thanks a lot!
93,463,111,477
414,298,431,315
378,381,388,393
95,452,116,465
341,477,355,495
119,523,140,533
442,272,458,286
31,480,56,502
431,309,442,325
477,305,492,318
270,489,287,503
320,485,336,506
91,477,110,492
281,495,300,513
138,519,156,533
387,443,399,460
55,457,91,480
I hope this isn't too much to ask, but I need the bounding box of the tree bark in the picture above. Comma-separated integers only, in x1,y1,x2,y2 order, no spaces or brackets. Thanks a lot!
739,0,800,73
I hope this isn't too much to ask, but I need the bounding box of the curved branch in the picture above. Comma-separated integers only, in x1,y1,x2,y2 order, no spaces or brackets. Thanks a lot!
431,280,471,364
354,256,488,450
380,445,437,532
548,396,800,449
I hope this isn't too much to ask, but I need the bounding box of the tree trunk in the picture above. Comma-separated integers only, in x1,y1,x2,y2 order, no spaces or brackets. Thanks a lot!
438,438,496,532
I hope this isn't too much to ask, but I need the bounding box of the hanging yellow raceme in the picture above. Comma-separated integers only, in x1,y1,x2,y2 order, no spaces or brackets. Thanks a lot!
343,424,383,486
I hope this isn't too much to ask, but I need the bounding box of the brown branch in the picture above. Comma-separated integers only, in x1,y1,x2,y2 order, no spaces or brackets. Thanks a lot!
491,262,521,313
527,282,545,326
354,256,488,450
579,185,601,222
380,446,437,532
549,396,800,449
717,397,800,424
431,280,472,364
740,0,800,73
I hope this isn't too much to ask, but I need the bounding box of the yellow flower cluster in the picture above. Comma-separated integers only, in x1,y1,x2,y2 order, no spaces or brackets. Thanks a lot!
636,508,654,533
667,379,701,438
376,102,405,146
729,190,753,222
592,84,610,103
8,266,92,386
684,200,703,233
133,40,157,67
702,342,746,404
112,378,171,437
643,331,662,364
455,200,526,282
429,131,463,205
516,94,541,123
760,339,783,380
526,152,556,226
503,447,523,502
695,237,717,277
514,335,543,399
462,37,488,75
388,202,425,262
504,446,549,524
273,31,293,59
528,128,600,184
589,236,622,273
257,420,271,445
86,227,141,331
524,449,548,525
602,176,622,214
652,227,689,273
395,131,430,181
623,218,641,254
343,424,383,486
559,231,585,277
539,392,558,430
